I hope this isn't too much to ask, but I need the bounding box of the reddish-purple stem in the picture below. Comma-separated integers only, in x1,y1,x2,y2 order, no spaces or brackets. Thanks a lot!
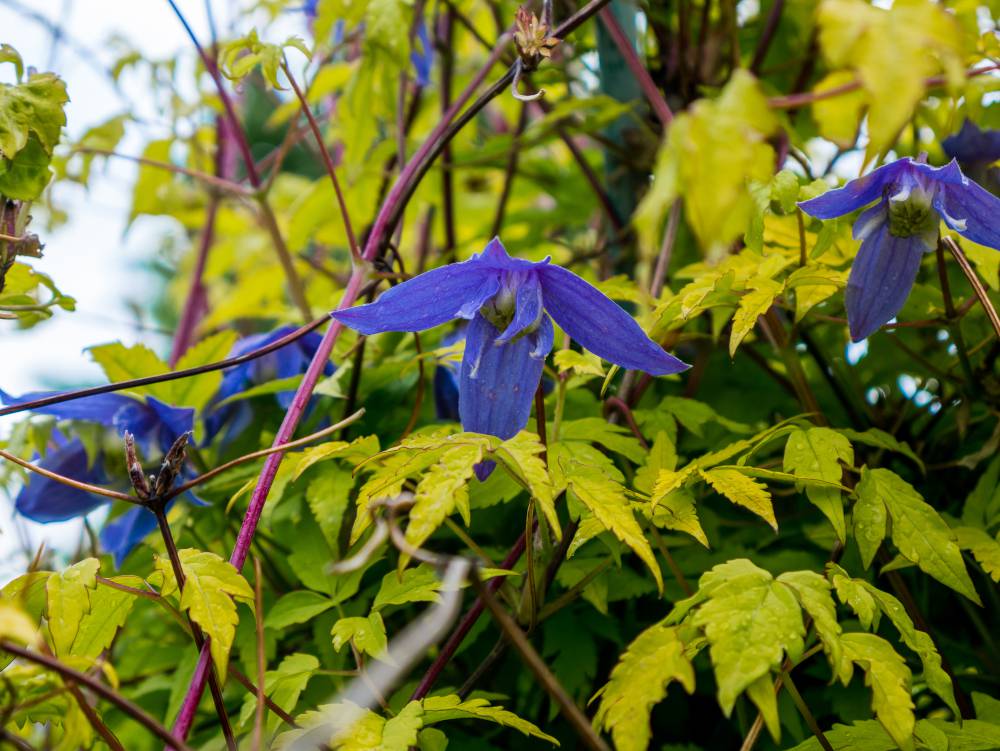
170,34,515,742
171,1,617,735
166,0,262,188
597,7,673,126
169,114,235,366
410,533,527,699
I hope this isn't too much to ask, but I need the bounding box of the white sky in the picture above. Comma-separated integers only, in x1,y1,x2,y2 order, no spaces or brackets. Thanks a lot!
0,0,240,578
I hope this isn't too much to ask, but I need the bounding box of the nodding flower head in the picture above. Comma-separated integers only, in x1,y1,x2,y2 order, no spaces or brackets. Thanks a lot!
333,237,687,478
799,157,1000,342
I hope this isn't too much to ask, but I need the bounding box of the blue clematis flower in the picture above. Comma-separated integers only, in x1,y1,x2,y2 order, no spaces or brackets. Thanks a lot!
433,326,464,422
1,389,195,565
204,325,334,443
942,119,1000,195
333,238,687,476
410,18,434,87
798,157,1000,342
14,433,107,523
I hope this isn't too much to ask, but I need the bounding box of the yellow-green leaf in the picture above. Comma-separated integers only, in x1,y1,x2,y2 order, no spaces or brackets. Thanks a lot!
331,613,386,659
493,431,560,539
70,575,142,659
860,468,980,604
594,621,694,751
420,695,559,745
784,427,853,541
686,559,806,714
156,549,253,681
729,277,782,357
566,464,663,592
841,632,916,751
954,526,1000,582
699,467,777,530
45,558,99,656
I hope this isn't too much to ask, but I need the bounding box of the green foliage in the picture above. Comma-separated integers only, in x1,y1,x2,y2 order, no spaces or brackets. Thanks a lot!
593,621,694,751
156,549,254,681
0,58,68,200
669,560,807,715
855,468,980,604
3,2,1000,750
637,71,778,256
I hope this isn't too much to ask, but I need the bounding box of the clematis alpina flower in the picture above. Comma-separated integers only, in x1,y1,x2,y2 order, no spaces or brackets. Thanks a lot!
942,119,1000,195
333,238,687,476
204,325,333,443
798,157,1000,342
1,389,196,565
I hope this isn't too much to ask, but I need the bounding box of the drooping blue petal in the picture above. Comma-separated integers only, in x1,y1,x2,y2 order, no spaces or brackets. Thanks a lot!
434,366,461,421
99,504,162,568
495,271,543,345
147,398,194,444
459,313,545,442
433,326,465,421
332,262,500,335
933,174,1000,251
14,438,108,523
942,119,1000,166
0,389,136,428
111,399,160,452
410,18,434,87
845,216,927,342
537,265,688,375
798,159,912,219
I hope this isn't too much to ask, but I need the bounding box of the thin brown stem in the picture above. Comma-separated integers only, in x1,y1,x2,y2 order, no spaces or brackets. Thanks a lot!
400,334,426,440
75,148,251,196
282,61,361,262
252,557,266,751
0,640,195,751
781,670,834,751
66,680,126,751
0,316,329,418
491,104,529,238
0,449,138,503
166,0,261,186
469,569,612,751
256,198,313,321
943,236,1000,339
598,7,673,125
769,63,1000,110
152,506,238,751
165,410,365,500
750,0,784,73
439,9,457,258
650,201,681,298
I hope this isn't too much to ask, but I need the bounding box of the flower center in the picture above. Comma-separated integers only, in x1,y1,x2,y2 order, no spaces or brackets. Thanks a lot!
478,272,543,337
480,282,517,331
887,177,938,240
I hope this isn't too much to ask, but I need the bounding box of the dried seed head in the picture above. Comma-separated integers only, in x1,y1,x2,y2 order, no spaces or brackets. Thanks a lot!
153,432,191,498
514,7,559,68
124,431,151,500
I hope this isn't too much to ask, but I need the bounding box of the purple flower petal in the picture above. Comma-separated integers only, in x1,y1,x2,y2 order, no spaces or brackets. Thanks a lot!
942,119,1000,166
14,438,108,523
799,159,912,219
537,264,688,375
845,218,926,341
933,175,1000,251
459,313,545,441
100,504,162,568
333,262,500,334
0,389,136,428
495,271,543,345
